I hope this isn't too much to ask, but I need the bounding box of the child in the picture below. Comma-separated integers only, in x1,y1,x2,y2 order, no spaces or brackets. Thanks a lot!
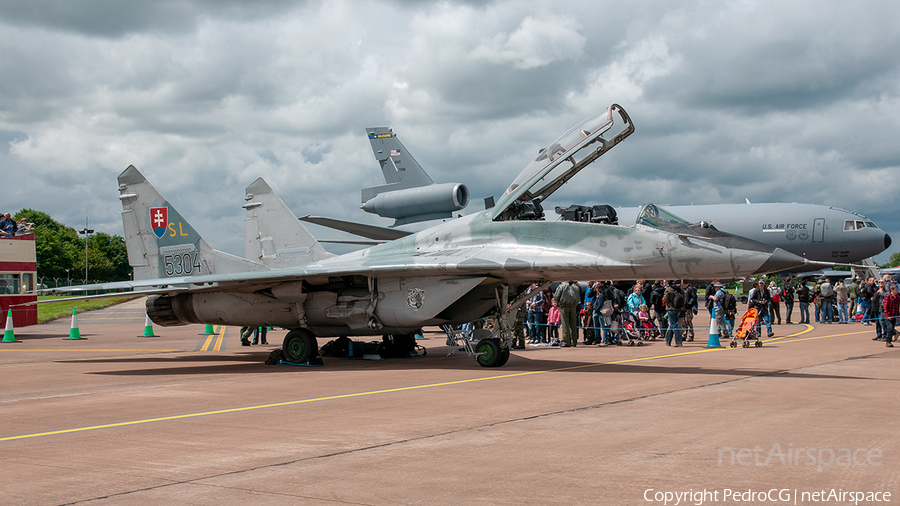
580,301,595,345
637,304,657,339
637,304,651,324
547,298,561,345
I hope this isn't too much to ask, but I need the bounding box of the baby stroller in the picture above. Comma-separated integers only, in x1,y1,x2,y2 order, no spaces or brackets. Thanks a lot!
730,307,763,348
637,315,659,340
612,312,644,346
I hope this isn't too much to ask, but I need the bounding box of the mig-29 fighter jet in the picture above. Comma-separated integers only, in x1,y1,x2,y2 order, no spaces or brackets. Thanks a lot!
67,105,815,368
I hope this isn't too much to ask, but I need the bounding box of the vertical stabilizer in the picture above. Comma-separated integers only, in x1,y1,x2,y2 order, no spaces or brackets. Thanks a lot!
244,177,335,268
362,127,433,202
117,165,268,280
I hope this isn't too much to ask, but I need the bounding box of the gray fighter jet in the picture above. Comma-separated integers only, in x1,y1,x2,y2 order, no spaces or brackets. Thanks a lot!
66,105,816,367
304,128,890,267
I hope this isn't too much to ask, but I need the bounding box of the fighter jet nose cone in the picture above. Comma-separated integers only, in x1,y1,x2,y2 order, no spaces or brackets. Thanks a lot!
886,234,892,250
752,248,808,275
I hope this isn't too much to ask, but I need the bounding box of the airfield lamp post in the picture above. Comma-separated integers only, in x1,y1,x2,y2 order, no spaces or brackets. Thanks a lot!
78,217,94,283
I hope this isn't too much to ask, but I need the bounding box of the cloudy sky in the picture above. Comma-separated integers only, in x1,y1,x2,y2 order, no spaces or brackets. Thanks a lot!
2,0,899,262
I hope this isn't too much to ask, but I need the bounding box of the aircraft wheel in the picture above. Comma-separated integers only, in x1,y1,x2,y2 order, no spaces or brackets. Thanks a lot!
475,338,503,367
282,328,318,363
496,347,511,367
755,340,762,347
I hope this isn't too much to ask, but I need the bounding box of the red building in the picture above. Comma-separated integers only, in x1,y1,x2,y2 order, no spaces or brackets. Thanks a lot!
0,233,38,328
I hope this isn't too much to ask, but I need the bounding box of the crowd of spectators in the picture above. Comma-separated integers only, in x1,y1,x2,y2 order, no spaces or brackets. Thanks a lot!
511,274,898,350
517,279,706,348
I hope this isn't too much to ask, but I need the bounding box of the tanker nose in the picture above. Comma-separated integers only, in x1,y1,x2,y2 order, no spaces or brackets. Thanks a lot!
886,234,892,250
752,247,810,275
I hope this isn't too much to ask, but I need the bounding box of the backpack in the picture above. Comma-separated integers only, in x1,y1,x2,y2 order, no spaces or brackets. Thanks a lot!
723,292,737,317
820,283,833,298
783,285,794,301
673,289,685,309
652,287,666,311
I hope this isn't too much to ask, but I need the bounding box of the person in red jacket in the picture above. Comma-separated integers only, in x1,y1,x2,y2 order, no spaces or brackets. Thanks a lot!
882,283,899,348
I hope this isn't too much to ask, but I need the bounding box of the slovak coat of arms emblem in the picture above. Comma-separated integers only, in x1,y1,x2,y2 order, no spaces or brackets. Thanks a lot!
150,207,168,239
407,288,425,311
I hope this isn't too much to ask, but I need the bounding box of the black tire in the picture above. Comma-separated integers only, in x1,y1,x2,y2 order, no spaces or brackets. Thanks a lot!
496,347,510,367
475,338,503,367
282,328,318,363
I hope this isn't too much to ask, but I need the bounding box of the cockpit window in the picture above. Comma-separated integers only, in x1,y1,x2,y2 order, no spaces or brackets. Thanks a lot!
845,220,878,231
636,203,691,229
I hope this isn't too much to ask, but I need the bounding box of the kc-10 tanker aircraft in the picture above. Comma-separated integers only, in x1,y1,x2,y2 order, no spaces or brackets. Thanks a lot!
63,105,819,367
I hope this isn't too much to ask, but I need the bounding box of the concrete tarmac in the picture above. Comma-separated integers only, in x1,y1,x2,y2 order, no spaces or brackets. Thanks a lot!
1,299,898,505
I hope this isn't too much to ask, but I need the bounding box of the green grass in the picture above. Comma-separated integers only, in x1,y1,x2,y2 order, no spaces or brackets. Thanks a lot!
37,295,138,324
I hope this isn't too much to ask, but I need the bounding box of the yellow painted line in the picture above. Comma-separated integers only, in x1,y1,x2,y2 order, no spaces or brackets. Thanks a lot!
0,324,849,443
196,325,226,352
0,349,181,352
0,350,186,367
213,326,225,352
43,351,186,363
74,317,145,320
770,330,871,345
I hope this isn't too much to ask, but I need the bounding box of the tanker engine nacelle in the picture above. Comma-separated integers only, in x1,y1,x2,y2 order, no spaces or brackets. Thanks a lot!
362,182,469,221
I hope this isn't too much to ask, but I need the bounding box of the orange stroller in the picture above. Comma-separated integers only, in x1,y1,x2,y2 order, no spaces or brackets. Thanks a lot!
730,307,763,348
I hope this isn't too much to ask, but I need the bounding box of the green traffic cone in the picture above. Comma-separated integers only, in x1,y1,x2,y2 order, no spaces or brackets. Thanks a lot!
200,324,215,335
68,308,83,340
140,314,159,337
2,309,16,343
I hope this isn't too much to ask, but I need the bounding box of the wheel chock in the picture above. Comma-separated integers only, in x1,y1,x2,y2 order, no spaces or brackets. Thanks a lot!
278,357,325,367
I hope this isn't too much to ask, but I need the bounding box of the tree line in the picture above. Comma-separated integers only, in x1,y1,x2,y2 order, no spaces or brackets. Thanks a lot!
13,209,132,282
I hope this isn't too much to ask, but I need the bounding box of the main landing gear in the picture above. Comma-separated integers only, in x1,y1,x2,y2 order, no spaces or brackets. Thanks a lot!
282,328,319,364
475,338,510,367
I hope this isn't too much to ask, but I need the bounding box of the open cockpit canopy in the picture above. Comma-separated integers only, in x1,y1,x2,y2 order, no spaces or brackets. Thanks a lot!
492,104,634,220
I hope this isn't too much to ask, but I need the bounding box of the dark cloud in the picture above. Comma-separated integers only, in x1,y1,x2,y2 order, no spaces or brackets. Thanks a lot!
1,0,899,264
645,2,900,114
0,0,304,38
